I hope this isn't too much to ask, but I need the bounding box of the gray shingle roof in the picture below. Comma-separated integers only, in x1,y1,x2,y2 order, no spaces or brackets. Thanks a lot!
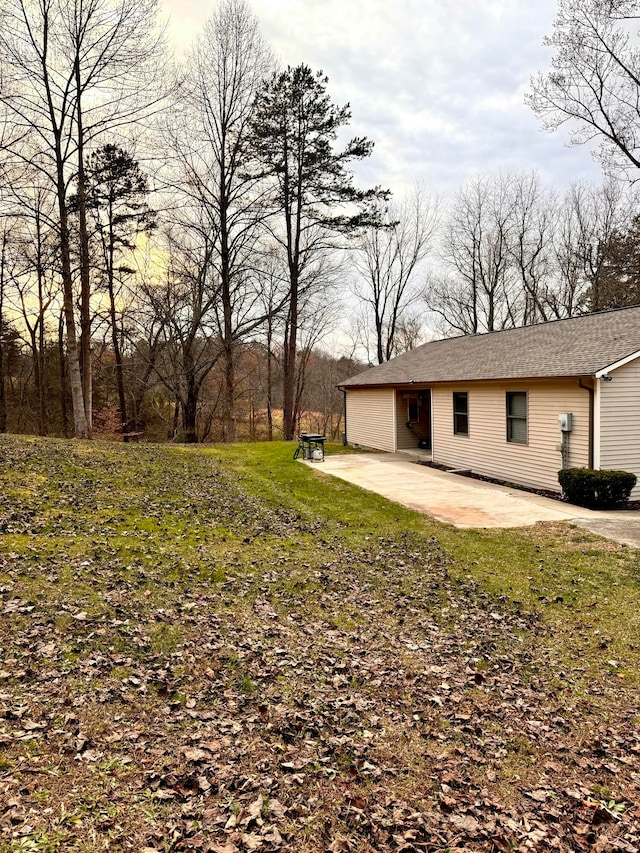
341,306,640,387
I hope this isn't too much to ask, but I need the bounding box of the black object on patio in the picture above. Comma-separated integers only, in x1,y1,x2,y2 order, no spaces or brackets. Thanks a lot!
294,432,326,461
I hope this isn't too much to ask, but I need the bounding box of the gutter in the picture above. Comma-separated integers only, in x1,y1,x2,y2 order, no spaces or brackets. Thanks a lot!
341,373,595,390
341,388,347,445
578,378,594,469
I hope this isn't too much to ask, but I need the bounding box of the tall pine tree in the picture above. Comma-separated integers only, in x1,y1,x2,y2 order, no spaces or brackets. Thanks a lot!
82,144,155,437
249,64,387,440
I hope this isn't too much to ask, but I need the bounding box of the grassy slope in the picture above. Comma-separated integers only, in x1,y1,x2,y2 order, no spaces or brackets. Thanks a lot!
221,442,640,683
0,435,639,852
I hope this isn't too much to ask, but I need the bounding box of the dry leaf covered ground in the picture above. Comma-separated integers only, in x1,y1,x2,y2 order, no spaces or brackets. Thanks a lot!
0,436,639,852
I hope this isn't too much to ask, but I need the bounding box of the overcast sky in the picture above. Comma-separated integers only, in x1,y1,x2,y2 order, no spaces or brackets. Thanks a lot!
159,0,603,201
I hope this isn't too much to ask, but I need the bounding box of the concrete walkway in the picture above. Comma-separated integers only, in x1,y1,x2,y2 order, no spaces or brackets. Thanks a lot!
306,453,640,547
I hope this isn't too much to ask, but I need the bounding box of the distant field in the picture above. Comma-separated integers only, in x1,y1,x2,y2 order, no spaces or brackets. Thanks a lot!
0,435,639,852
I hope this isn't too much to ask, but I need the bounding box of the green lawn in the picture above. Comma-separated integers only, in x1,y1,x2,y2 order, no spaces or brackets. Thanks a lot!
0,435,638,852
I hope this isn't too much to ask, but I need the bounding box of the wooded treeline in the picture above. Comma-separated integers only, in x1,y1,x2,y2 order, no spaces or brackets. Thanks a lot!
425,174,640,336
1,0,640,443
0,0,381,441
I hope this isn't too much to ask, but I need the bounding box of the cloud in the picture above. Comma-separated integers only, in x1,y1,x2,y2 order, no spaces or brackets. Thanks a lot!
160,0,603,198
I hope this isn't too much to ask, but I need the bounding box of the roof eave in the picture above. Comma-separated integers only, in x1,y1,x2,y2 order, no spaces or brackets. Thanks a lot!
341,373,598,389
594,348,640,378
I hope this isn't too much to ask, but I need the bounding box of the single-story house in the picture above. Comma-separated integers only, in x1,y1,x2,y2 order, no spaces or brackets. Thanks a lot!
339,306,640,498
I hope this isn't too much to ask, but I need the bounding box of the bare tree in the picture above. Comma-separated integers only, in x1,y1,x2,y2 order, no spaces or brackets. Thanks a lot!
550,190,589,318
11,185,59,435
141,225,224,443
427,172,580,335
393,315,427,353
554,179,635,314
254,246,289,440
119,245,166,437
167,0,272,442
507,172,558,325
0,0,167,438
528,0,640,177
292,261,344,433
427,174,519,335
297,347,362,440
0,222,14,434
352,185,438,363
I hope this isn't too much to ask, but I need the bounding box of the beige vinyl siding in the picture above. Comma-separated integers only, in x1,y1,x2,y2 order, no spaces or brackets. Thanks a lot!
396,417,419,449
346,388,396,452
432,379,590,493
599,359,640,498
396,433,418,451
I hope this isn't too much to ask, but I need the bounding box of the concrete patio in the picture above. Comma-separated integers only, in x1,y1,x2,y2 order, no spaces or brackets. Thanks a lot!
305,452,640,547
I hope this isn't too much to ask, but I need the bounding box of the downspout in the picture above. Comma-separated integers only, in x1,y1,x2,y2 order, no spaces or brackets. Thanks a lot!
341,388,347,445
578,378,594,469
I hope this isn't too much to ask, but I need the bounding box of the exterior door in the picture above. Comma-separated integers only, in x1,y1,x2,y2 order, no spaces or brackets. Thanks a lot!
406,389,431,449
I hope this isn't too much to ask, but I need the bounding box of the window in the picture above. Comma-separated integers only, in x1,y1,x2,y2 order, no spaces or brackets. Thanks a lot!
506,391,527,444
407,396,419,423
453,392,468,435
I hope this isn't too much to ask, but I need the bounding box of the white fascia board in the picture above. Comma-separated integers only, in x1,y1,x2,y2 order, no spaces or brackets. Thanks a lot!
595,348,640,378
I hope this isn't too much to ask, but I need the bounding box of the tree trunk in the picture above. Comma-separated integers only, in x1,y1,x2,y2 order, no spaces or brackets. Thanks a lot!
106,203,128,440
58,311,70,438
133,343,158,435
170,398,180,439
0,337,5,434
34,213,48,435
55,142,89,439
183,382,199,443
222,338,236,442
0,233,7,434
29,328,45,435
376,309,384,365
266,327,273,442
219,156,237,444
37,328,47,436
75,59,92,436
109,283,128,440
282,274,298,441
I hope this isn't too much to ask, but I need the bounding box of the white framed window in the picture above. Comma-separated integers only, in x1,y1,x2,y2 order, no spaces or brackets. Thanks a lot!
453,392,468,435
506,391,527,444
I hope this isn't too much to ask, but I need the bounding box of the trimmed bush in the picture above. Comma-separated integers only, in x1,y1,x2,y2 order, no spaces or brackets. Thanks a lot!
558,467,637,509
